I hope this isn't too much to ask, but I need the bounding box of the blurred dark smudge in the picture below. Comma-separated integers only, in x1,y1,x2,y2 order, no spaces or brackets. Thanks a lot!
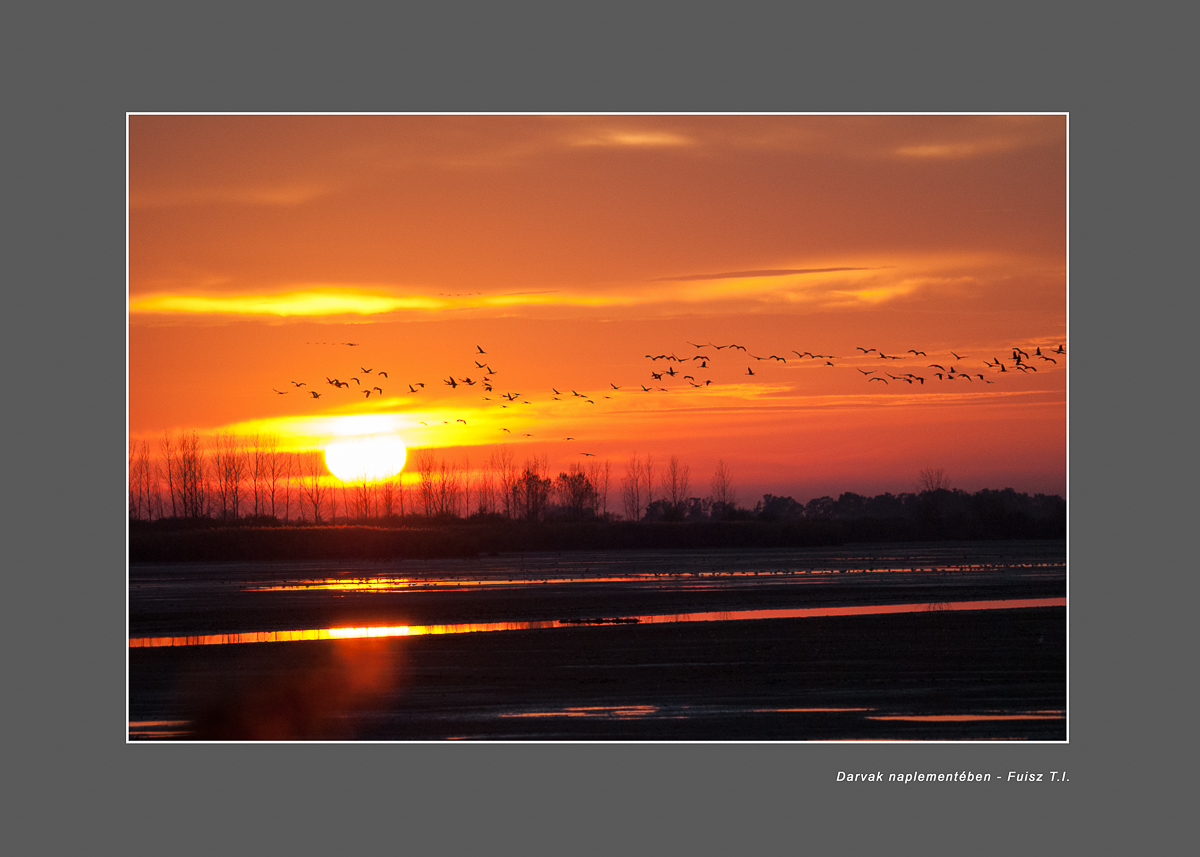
185,638,398,740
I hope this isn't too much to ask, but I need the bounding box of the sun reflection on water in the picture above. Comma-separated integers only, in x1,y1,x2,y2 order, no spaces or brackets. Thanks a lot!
129,597,1064,649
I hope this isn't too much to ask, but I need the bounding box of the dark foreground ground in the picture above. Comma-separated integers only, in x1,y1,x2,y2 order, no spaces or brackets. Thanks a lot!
130,609,1065,740
128,542,1066,741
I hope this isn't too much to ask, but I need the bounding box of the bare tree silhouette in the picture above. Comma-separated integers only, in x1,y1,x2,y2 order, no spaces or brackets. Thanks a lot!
263,433,284,519
512,456,551,521
622,454,645,520
461,454,471,518
492,446,517,518
174,430,208,519
160,431,178,518
380,469,397,518
644,454,655,512
918,466,951,492
586,457,611,517
212,432,248,522
415,449,437,516
660,455,691,517
710,459,737,518
301,450,329,523
476,450,498,515
128,438,153,520
281,450,296,522
249,433,265,517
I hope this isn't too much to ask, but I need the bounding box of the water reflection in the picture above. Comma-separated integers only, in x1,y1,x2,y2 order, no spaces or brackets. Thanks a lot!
128,720,190,739
501,706,661,719
866,711,1065,722
129,597,1065,648
240,562,1065,593
498,704,879,720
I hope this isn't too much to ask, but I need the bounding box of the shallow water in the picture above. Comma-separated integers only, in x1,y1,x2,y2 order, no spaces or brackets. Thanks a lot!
129,541,1066,741
129,596,1065,648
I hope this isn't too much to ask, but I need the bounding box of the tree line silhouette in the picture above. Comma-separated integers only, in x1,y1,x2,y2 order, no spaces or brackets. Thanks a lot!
130,431,1063,560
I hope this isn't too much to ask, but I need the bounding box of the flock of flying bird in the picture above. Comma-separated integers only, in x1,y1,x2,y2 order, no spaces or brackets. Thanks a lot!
270,338,1065,453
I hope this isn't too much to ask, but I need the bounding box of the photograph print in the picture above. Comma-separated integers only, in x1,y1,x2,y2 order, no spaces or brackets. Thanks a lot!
128,114,1067,741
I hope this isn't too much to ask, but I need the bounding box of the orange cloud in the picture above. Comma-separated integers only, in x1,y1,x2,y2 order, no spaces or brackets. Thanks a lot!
129,252,1027,321
129,289,443,316
569,129,697,148
128,182,333,208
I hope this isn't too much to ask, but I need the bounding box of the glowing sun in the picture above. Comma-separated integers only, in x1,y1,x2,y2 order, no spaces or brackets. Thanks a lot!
323,433,407,482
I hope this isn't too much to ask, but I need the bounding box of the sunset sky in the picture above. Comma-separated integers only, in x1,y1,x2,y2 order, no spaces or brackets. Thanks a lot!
128,114,1066,503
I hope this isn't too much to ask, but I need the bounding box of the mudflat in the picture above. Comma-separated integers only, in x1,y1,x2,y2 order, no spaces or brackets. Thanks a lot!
130,608,1065,740
128,541,1066,741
